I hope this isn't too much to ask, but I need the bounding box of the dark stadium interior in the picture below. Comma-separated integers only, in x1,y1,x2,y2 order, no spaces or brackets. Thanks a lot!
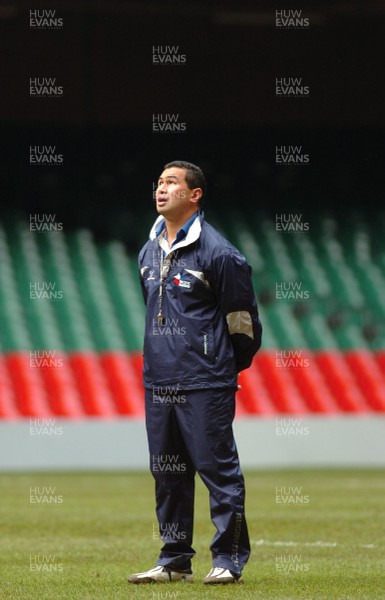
1,0,384,248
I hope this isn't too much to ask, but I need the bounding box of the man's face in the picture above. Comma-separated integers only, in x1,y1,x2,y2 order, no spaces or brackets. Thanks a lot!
155,167,197,218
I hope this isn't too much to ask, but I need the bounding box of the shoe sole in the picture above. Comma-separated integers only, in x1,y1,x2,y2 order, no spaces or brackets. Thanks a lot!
128,576,194,584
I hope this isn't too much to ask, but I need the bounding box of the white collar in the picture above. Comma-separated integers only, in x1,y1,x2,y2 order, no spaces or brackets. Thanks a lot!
149,214,202,256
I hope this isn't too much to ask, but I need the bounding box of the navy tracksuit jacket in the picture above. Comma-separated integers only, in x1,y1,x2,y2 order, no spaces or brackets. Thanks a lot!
139,210,262,575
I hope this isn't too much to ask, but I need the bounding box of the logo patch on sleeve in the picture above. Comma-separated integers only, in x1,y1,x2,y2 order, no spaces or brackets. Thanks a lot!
173,273,191,289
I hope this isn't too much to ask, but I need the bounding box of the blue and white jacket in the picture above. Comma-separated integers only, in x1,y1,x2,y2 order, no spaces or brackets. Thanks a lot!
138,211,262,390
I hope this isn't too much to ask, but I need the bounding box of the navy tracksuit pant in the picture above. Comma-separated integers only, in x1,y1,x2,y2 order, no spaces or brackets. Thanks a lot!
145,386,250,576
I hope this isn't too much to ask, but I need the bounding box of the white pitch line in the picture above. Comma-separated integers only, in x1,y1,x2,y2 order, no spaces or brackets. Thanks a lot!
253,539,375,549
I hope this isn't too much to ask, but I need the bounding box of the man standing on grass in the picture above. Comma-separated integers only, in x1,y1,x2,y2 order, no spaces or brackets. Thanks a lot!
128,160,262,585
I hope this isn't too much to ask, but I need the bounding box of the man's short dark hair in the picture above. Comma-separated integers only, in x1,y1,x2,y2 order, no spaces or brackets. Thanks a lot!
164,160,206,207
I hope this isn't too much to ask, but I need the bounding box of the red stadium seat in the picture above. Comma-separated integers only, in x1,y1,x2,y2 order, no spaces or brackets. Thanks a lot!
375,350,385,375
37,352,85,418
5,352,53,417
0,355,19,418
315,351,369,412
288,351,340,413
345,350,385,411
254,351,309,414
131,351,144,384
69,353,117,417
237,360,277,415
101,352,145,416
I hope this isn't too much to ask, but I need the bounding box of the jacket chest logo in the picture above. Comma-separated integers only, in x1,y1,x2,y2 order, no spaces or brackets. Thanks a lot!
173,273,191,289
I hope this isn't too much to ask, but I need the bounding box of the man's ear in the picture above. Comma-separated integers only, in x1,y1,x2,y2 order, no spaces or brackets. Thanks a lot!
190,188,202,204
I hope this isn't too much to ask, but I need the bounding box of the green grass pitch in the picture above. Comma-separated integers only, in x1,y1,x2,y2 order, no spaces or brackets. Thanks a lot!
0,469,384,599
